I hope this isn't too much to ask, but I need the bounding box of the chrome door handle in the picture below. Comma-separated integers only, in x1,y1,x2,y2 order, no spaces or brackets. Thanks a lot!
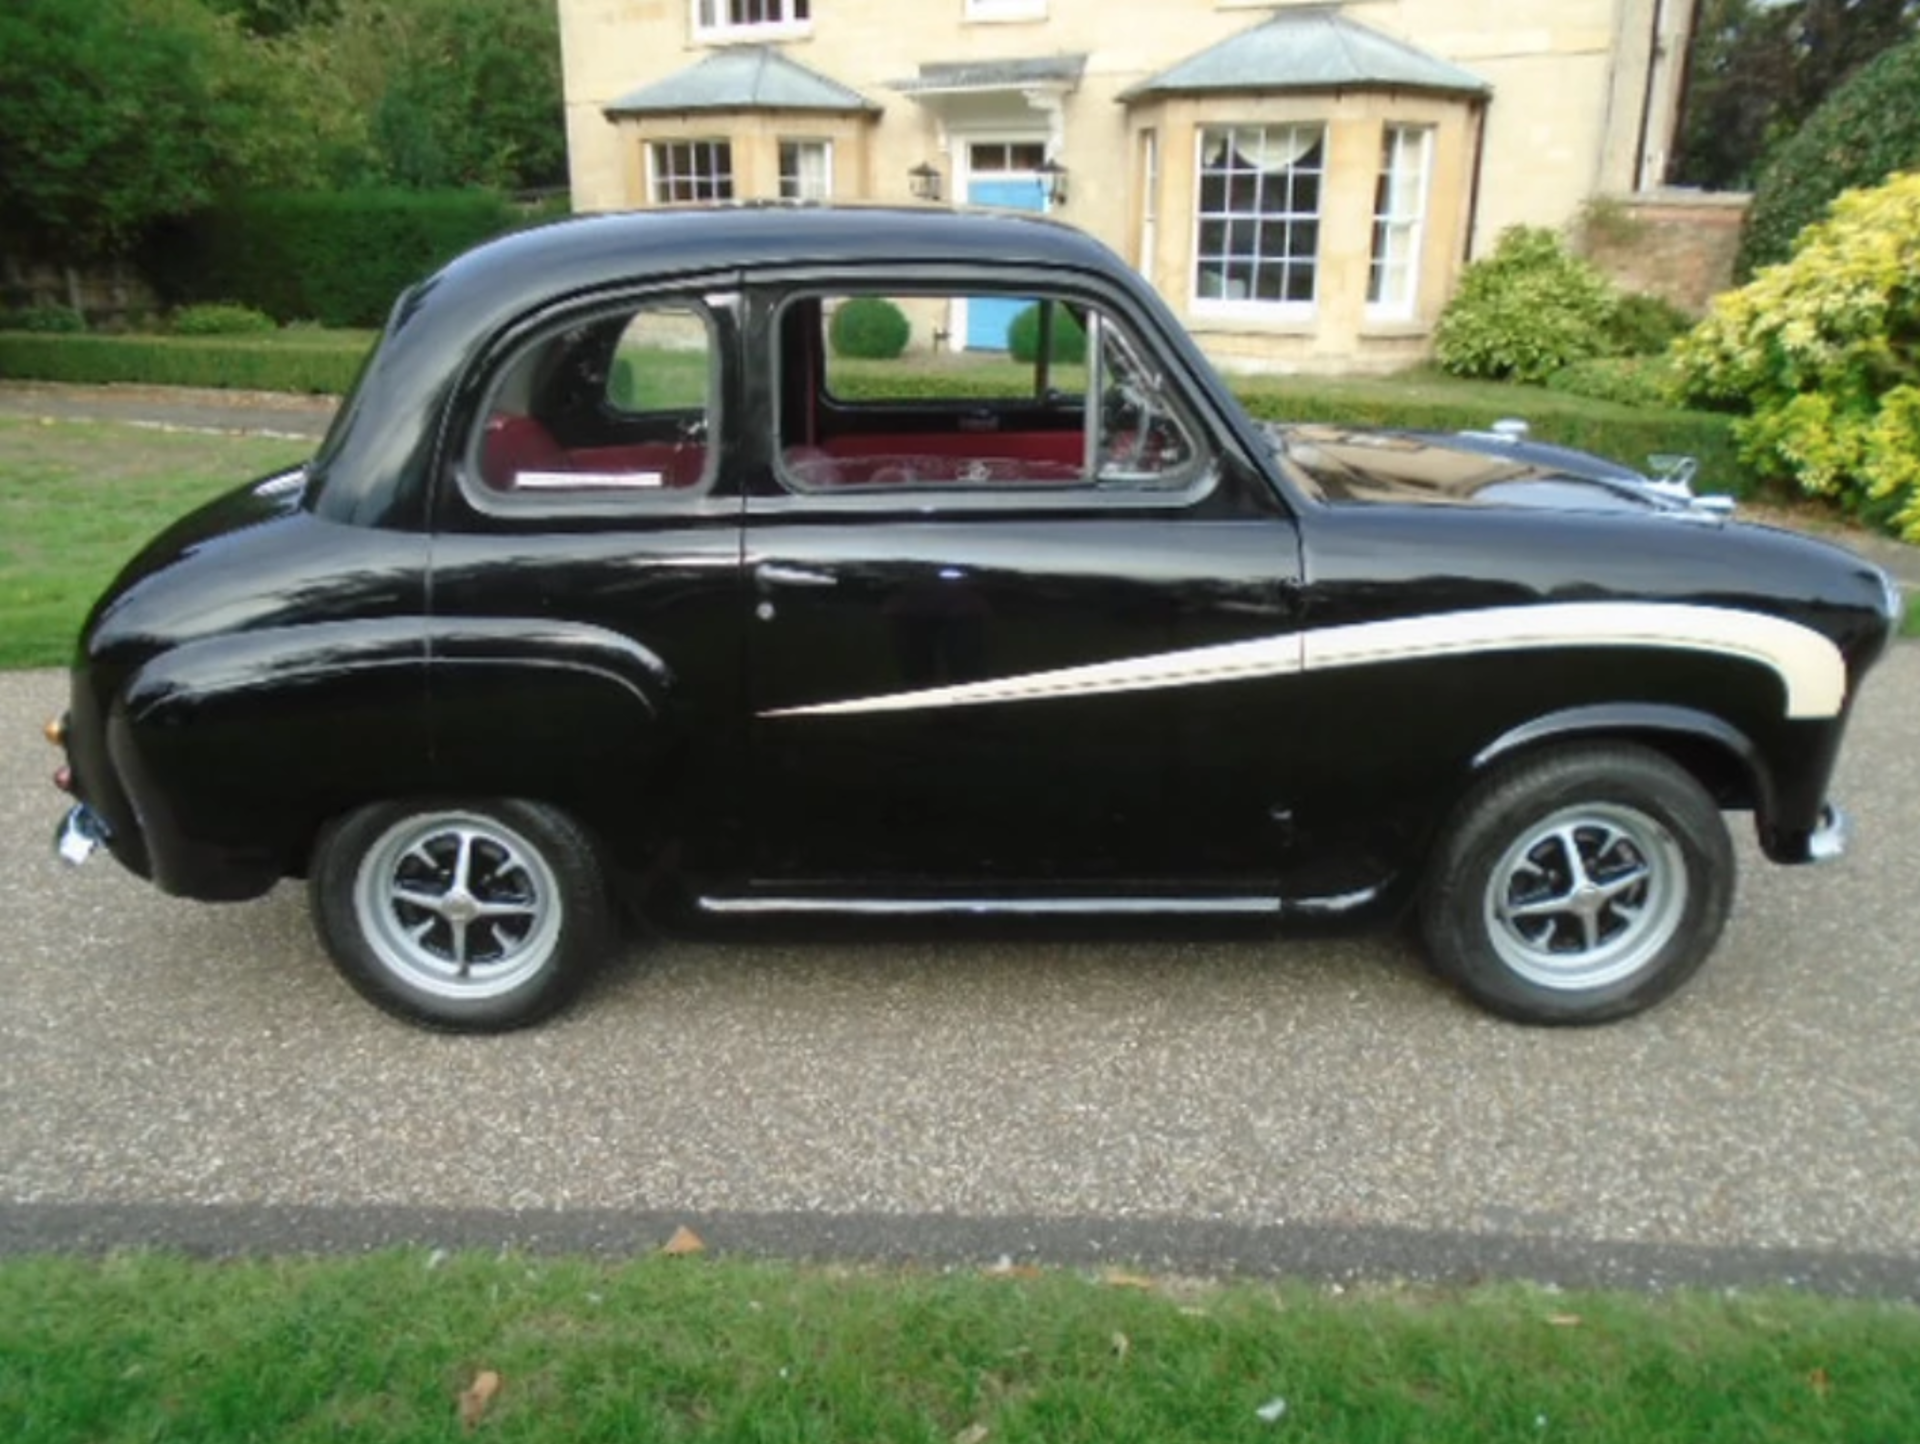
755,563,838,589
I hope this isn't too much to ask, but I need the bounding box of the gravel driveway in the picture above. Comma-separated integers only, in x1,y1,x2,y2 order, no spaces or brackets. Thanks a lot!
4,651,1917,1294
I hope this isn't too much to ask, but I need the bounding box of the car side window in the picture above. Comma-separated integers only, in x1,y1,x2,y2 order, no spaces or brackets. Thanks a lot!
775,290,1202,497
471,301,716,501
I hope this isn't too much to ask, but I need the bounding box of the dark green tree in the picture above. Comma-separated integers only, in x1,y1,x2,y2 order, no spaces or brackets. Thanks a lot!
313,0,566,190
0,0,248,259
202,0,340,38
1737,32,1920,272
1670,0,1917,191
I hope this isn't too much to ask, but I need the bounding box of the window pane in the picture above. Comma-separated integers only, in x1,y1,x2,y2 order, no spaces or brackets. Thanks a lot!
1193,124,1324,308
608,309,711,413
1368,125,1430,312
702,0,804,29
779,140,831,201
784,293,1203,495
651,140,734,204
477,304,714,498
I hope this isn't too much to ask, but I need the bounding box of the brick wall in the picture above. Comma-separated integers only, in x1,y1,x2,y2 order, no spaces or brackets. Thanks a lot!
1578,190,1751,315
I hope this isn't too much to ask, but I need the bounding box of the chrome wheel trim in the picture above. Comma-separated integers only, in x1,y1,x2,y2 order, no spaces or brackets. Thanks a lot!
1482,802,1688,992
352,812,563,1001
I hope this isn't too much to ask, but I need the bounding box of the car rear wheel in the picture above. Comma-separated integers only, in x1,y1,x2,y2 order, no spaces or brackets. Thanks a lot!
310,799,610,1031
1420,744,1734,1024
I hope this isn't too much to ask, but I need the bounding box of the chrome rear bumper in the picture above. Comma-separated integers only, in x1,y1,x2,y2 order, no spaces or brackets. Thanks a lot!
54,805,109,866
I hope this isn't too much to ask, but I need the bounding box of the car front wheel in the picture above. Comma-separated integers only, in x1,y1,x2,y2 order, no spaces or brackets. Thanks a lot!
1420,744,1734,1025
310,799,610,1031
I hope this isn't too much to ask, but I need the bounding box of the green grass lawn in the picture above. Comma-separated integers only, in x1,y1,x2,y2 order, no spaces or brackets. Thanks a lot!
3,1252,1916,1443
0,418,309,668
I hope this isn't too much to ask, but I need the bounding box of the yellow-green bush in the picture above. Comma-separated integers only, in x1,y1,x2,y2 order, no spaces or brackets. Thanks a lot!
1674,170,1920,539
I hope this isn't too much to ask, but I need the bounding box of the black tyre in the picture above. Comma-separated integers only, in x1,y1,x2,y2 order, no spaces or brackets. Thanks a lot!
310,799,610,1032
1420,744,1734,1025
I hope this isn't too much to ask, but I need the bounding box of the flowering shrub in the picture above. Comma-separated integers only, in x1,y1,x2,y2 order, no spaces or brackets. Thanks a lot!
1434,227,1618,384
1673,170,1920,539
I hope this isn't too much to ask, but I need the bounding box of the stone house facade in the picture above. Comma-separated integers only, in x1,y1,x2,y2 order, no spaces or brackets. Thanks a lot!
559,0,1695,371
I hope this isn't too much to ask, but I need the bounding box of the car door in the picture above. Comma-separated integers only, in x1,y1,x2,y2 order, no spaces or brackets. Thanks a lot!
426,290,752,881
739,283,1309,894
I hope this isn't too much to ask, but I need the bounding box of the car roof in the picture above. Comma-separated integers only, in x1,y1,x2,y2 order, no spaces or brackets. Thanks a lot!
434,204,1119,306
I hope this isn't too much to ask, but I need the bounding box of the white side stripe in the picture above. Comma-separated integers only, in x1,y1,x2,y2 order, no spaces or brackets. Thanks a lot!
1305,603,1847,719
760,602,1848,721
761,632,1304,717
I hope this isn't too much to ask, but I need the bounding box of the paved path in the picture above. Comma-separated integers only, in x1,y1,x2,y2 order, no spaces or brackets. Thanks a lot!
0,381,336,442
4,651,1918,1293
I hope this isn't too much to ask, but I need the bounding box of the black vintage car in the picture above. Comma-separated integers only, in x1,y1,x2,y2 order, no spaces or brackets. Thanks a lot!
47,207,1902,1031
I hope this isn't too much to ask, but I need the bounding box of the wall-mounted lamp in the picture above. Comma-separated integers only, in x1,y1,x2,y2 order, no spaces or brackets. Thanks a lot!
1037,157,1069,207
908,162,943,202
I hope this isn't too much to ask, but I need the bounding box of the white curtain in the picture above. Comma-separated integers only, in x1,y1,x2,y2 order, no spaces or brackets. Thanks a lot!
794,141,831,201
1201,125,1319,174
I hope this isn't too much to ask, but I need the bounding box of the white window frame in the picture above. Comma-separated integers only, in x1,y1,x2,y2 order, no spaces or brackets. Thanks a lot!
691,0,811,42
1190,123,1325,322
647,139,736,204
778,139,834,201
1366,124,1434,320
965,0,1047,21
1137,128,1159,278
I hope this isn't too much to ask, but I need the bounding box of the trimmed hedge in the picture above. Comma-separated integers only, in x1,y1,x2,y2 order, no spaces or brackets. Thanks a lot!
1544,356,1682,410
828,297,910,359
1007,303,1088,364
5,305,86,334
0,332,371,394
143,189,522,329
170,302,276,336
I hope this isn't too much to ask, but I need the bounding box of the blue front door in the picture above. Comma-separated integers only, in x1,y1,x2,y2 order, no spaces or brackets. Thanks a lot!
965,175,1046,351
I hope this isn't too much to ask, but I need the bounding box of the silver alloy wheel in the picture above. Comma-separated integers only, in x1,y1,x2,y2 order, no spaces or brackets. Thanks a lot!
1482,802,1688,991
352,811,564,1000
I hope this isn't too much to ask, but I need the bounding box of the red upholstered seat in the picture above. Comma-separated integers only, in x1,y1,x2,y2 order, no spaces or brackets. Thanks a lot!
481,414,571,489
785,432,1085,488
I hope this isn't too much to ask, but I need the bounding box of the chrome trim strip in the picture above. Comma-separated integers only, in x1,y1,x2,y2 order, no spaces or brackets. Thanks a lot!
697,894,1282,917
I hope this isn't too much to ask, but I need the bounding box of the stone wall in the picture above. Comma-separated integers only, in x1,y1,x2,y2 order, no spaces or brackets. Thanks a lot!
1578,190,1751,315
2,255,161,329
